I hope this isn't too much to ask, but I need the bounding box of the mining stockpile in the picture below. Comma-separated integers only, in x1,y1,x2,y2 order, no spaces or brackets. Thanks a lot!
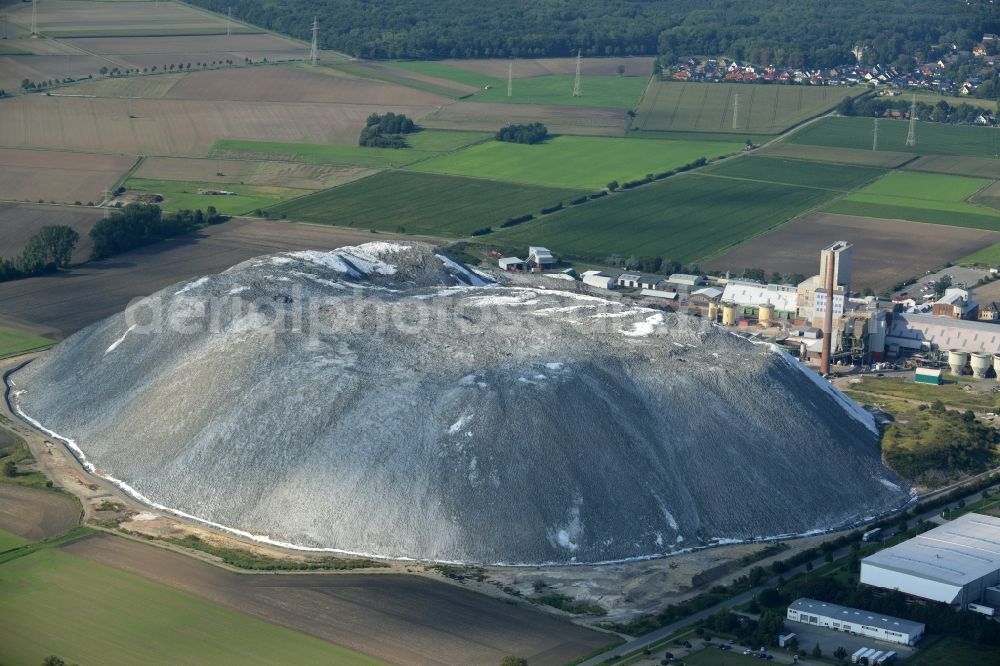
10,243,908,564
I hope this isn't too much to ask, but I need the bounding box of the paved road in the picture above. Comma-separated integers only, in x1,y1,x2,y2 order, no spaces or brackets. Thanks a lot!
578,481,996,666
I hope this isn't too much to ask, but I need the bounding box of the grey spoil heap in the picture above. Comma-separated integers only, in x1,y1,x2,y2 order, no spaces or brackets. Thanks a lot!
11,242,908,565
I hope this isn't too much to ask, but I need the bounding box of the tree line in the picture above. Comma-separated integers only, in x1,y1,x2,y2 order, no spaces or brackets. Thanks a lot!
186,0,990,70
0,226,79,283
90,204,226,260
838,96,993,125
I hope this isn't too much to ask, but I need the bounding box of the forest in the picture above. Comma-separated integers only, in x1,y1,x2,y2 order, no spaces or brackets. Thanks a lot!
186,0,995,69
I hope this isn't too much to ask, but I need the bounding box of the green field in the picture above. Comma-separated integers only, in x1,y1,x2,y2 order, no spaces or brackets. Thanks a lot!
124,178,312,215
269,171,583,236
0,547,381,665
0,325,54,357
823,171,1000,230
702,156,886,191
211,130,490,168
789,116,1000,157
492,172,841,263
389,61,648,108
907,92,997,112
409,136,742,189
759,143,916,168
907,636,1000,666
960,241,1000,265
634,80,854,134
0,43,31,55
0,529,28,552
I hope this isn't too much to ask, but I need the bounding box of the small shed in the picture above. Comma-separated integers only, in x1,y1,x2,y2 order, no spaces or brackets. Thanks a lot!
617,273,642,289
498,257,526,271
915,367,942,385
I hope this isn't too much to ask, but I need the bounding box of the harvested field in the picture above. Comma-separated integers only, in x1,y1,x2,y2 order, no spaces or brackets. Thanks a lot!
0,202,103,263
8,0,234,36
65,33,306,58
704,212,1000,292
0,485,79,541
164,65,450,105
135,157,376,190
906,155,1000,179
0,149,134,204
0,94,438,156
269,171,583,236
758,143,916,168
0,218,417,337
635,81,853,134
443,56,656,79
325,60,477,97
971,278,1000,306
60,72,188,98
62,533,615,666
702,156,886,191
422,100,629,136
0,53,112,91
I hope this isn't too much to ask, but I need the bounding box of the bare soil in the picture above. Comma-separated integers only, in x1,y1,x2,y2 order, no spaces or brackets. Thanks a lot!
0,218,423,338
0,149,134,205
705,212,1000,292
0,202,102,264
423,101,629,137
0,484,78,540
135,156,375,190
0,94,439,156
165,65,450,106
61,533,615,666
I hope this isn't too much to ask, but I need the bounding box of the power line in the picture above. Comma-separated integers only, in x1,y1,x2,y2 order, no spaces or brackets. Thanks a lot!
872,117,878,151
309,16,318,67
507,61,512,97
31,0,37,37
732,93,739,130
227,7,231,37
905,94,917,147
572,50,582,97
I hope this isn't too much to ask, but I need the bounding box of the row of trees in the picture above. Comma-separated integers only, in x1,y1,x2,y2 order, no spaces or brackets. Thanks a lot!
188,0,992,70
838,96,992,125
89,204,225,261
358,112,417,148
0,226,79,283
496,122,548,145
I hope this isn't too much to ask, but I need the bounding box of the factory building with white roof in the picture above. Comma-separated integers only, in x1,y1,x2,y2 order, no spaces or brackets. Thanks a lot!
860,513,1000,609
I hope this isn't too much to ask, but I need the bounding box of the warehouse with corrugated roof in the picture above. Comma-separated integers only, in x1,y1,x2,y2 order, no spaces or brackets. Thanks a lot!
860,513,1000,609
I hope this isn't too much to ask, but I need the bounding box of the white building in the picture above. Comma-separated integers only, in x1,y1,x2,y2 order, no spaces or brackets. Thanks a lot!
861,513,1000,609
581,271,614,290
786,598,924,646
527,246,554,268
667,273,706,287
498,257,526,271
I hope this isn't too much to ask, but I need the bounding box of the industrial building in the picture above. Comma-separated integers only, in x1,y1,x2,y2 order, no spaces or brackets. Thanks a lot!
786,598,924,646
886,313,1000,355
860,513,1000,609
721,281,798,320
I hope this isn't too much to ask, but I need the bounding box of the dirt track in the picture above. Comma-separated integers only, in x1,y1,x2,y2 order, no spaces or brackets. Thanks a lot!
0,484,78,540
705,212,1000,291
0,218,424,338
62,533,614,666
